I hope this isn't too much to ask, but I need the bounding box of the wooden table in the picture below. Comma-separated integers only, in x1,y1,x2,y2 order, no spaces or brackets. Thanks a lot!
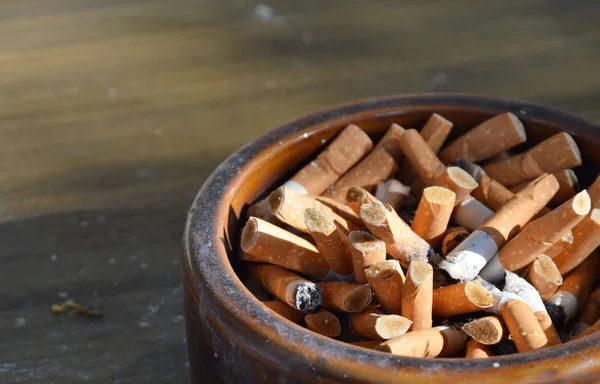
1,1,599,382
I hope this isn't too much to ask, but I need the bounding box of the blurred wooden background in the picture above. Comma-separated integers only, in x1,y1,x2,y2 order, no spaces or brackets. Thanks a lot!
1,0,599,382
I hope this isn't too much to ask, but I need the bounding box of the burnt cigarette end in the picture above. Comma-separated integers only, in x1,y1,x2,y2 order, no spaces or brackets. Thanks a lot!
348,231,385,252
267,187,286,215
573,190,592,215
545,303,568,329
441,227,470,256
463,319,501,345
447,167,479,190
344,285,373,312
365,260,399,279
360,202,388,226
295,282,323,313
346,186,371,204
240,218,259,252
304,208,336,233
465,281,493,307
375,316,413,339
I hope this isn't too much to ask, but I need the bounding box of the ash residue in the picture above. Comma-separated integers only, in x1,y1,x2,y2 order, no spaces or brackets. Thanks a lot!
296,282,323,314
546,303,567,329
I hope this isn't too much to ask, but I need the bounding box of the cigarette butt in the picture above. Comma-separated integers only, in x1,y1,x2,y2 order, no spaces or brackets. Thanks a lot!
249,264,323,313
550,169,580,206
574,318,600,340
588,175,600,209
466,339,494,359
433,167,478,204
364,260,405,315
553,209,600,275
546,252,600,328
373,123,406,162
498,190,591,271
360,201,432,266
262,300,304,324
462,316,506,345
503,271,561,347
268,186,357,234
482,132,582,186
304,208,354,275
350,309,412,340
304,310,342,338
526,255,563,301
500,299,548,352
439,112,526,164
348,231,387,284
347,340,381,349
545,231,574,258
444,174,560,282
318,282,372,313
287,124,373,195
451,196,494,231
398,129,447,186
441,226,471,256
241,217,330,279
412,186,456,247
314,195,362,227
323,148,399,201
375,179,411,211
578,287,600,326
247,198,278,224
432,281,493,318
458,159,516,211
345,186,378,215
398,114,453,184
376,326,468,357
410,178,426,198
535,311,562,346
402,261,433,330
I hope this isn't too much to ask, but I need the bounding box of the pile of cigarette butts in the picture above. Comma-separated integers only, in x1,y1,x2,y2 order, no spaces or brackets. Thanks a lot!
240,112,600,359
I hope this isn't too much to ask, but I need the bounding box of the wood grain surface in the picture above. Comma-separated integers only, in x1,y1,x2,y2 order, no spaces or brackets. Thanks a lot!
1,0,600,382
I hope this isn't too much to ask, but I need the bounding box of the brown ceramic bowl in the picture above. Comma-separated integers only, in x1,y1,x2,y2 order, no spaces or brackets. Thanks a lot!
183,94,600,383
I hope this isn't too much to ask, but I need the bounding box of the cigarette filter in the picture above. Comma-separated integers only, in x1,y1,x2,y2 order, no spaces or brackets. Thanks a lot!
345,185,378,215
304,310,342,338
578,287,600,327
314,195,362,226
458,159,517,211
466,339,494,359
483,132,582,186
364,260,405,315
376,326,468,357
412,186,456,247
373,123,406,162
348,231,387,284
398,129,447,185
262,300,304,324
375,179,411,211
241,217,330,279
433,167,479,204
402,261,433,330
553,209,600,275
350,309,412,340
249,264,323,313
500,299,548,353
545,231,574,258
588,175,600,209
438,112,526,164
347,340,381,349
526,255,563,301
432,281,493,318
318,282,372,313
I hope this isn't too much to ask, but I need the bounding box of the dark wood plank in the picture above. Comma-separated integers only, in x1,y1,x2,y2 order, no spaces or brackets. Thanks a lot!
1,0,599,382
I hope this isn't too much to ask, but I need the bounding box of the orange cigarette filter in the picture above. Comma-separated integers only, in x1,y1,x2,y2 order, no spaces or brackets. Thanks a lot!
318,282,372,313
482,132,582,186
375,179,411,211
286,124,373,195
345,186,378,215
304,208,354,275
438,112,526,164
364,260,405,315
241,217,330,279
304,310,342,338
500,299,548,353
347,231,387,284
268,186,357,234
535,311,562,346
398,113,453,184
323,148,399,201
441,226,470,256
574,318,600,340
249,264,323,313
402,261,433,330
314,195,362,226
432,167,479,204
373,123,407,162
472,172,515,211
376,326,468,357
553,209,600,275
588,175,600,209
398,129,447,186
360,201,432,266
526,255,563,301
549,169,580,206
262,300,304,324
465,339,494,359
462,316,506,345
350,309,412,340
578,287,600,326
347,340,381,350
411,186,456,247
498,190,591,271
432,281,493,318
545,231,573,258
